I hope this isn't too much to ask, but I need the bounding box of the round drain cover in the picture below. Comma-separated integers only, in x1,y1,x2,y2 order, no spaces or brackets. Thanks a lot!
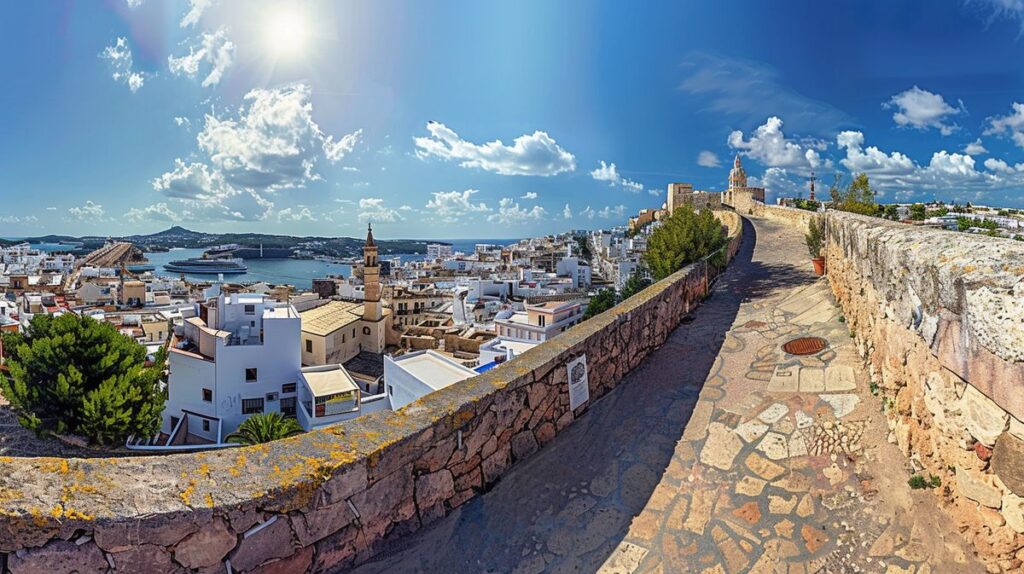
782,337,827,356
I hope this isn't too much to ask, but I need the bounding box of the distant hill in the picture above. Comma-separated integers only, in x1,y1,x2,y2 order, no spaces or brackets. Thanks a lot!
18,226,442,258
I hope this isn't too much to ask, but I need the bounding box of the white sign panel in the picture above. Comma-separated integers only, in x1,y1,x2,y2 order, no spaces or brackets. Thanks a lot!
567,354,590,411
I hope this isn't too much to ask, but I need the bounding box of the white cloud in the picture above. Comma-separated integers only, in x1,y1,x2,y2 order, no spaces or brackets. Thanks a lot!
180,0,213,27
152,83,359,221
581,206,595,220
0,215,39,224
414,122,576,176
399,205,413,211
425,189,490,221
324,129,363,162
590,161,620,184
836,131,916,175
125,203,181,223
125,0,143,8
487,198,547,224
276,206,316,222
45,207,57,211
521,191,538,200
621,178,644,194
563,204,572,219
884,86,964,135
174,116,192,130
964,139,988,155
597,205,626,219
984,158,1017,174
100,37,145,93
985,102,1024,148
168,27,234,87
728,117,826,173
358,198,403,223
67,201,106,221
697,151,721,168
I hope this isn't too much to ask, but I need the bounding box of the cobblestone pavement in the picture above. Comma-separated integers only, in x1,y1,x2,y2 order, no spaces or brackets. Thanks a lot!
349,217,981,574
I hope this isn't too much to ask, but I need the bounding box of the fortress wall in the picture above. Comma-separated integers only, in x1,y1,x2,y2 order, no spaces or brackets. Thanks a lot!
824,211,1024,569
0,215,742,573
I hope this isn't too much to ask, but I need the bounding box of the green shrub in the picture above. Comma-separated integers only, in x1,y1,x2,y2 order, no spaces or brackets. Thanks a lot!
805,215,825,258
1,313,166,445
644,205,726,281
226,412,304,445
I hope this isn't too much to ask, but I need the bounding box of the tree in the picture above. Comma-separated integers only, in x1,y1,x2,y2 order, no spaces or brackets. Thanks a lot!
805,215,825,258
225,412,304,445
584,289,616,320
644,205,726,281
1,313,166,445
830,173,881,216
620,270,652,300
909,203,927,221
882,204,900,220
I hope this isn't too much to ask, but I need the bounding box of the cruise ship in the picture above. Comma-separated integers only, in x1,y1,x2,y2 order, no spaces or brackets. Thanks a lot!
163,258,247,274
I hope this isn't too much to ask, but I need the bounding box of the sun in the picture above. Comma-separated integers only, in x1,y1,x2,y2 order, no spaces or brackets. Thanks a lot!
263,4,311,61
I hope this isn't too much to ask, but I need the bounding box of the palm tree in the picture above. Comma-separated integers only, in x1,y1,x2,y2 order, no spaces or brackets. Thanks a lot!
225,412,304,445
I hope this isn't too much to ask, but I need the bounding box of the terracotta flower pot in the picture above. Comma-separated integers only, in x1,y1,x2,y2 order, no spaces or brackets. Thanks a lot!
811,256,826,276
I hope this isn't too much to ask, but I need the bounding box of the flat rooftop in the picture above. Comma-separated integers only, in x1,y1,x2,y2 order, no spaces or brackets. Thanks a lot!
392,351,476,391
301,365,358,396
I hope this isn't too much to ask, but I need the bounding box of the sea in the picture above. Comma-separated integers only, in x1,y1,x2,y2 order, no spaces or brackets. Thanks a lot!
7,238,519,290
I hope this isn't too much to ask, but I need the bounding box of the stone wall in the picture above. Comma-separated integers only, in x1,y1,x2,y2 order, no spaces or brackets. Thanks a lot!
824,211,1024,571
0,215,743,573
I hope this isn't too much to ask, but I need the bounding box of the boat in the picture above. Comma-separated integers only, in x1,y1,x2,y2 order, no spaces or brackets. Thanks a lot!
163,258,247,274
127,264,156,273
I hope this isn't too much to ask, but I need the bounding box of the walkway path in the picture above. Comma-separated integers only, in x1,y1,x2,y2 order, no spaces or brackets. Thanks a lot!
350,216,980,574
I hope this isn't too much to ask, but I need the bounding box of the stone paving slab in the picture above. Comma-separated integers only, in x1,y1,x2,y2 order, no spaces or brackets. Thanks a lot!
348,217,982,574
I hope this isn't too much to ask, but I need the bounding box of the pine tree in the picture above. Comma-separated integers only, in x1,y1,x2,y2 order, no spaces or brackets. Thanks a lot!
0,314,166,445
644,205,727,281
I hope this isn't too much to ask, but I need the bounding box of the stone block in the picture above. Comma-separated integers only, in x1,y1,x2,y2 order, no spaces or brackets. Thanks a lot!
959,385,1009,446
955,466,1003,509
992,431,1024,496
797,368,824,393
291,499,357,547
173,517,237,569
230,516,297,572
415,470,455,512
321,463,368,505
511,430,540,460
108,544,176,574
8,540,107,574
251,545,314,574
699,422,744,470
95,511,207,552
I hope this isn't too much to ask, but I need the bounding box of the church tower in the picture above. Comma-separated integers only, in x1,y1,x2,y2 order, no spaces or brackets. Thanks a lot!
362,223,382,322
728,154,748,190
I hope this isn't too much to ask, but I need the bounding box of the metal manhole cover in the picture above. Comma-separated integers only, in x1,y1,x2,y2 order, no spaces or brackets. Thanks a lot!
782,337,828,356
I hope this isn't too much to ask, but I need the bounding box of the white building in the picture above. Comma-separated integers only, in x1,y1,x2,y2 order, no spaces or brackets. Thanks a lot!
154,292,374,449
426,243,454,261
383,350,478,410
494,300,584,342
555,256,592,289
477,336,539,366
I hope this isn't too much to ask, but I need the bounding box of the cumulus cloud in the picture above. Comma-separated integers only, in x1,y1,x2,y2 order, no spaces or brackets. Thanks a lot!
581,206,595,220
884,86,964,135
168,27,234,87
487,198,547,224
563,204,572,219
100,37,145,93
836,131,916,175
358,197,403,223
728,117,826,173
125,203,181,223
0,215,39,224
984,158,1018,174
180,0,213,27
425,190,490,221
67,201,106,221
964,139,988,155
590,161,620,184
324,129,363,162
521,191,538,200
985,102,1024,148
276,206,316,222
152,83,360,221
414,122,576,176
597,205,627,219
697,151,721,168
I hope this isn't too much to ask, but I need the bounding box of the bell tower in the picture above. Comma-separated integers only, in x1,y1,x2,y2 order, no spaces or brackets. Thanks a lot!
728,154,748,190
363,223,382,322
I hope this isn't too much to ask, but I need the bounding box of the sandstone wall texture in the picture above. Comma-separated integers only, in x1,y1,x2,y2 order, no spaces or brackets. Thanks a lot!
0,214,742,573
825,211,1024,572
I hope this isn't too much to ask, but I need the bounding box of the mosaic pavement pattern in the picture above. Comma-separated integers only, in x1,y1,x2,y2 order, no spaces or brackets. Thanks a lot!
349,217,981,574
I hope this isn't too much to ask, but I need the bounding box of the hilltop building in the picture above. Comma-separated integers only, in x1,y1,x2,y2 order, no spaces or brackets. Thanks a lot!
722,155,766,209
666,183,722,214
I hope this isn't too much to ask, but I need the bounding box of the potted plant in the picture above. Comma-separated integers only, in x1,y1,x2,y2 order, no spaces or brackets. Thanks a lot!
805,215,826,276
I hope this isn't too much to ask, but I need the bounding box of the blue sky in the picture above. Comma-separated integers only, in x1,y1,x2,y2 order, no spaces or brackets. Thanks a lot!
4,0,1024,238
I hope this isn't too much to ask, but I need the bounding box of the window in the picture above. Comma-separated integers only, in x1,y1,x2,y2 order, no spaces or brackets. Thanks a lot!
352,328,356,338
280,396,296,417
245,368,258,382
538,315,546,327
305,339,313,353
342,334,346,343
202,388,213,402
282,382,296,394
244,304,255,315
202,419,210,432
241,398,264,414
362,326,370,335
388,385,393,396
